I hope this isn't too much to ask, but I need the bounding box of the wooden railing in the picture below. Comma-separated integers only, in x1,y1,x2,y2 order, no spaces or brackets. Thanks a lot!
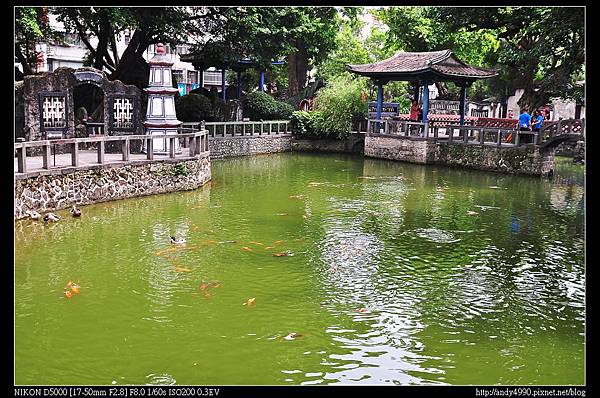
194,120,291,138
14,128,209,174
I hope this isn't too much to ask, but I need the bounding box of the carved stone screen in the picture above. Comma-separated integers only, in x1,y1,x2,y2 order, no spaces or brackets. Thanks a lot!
109,95,138,132
38,92,68,138
113,97,134,129
42,96,66,128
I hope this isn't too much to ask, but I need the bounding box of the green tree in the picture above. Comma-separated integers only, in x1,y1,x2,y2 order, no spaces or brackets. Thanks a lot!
433,6,584,110
317,25,371,82
15,7,59,76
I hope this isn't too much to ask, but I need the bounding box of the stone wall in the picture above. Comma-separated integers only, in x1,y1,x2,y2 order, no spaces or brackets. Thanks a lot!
365,135,437,164
291,133,365,154
15,154,211,219
209,135,293,159
365,134,555,176
436,143,554,176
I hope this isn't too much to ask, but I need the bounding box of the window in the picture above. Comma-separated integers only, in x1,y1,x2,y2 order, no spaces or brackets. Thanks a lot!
172,70,184,83
187,71,198,84
203,70,223,86
176,45,188,55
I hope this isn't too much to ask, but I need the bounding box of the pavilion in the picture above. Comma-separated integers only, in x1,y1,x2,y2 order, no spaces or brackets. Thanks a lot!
179,42,285,101
347,50,497,126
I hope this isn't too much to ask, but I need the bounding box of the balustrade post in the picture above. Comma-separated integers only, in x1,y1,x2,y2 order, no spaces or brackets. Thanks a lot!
479,128,485,145
43,144,51,169
463,127,468,143
367,119,371,135
514,130,520,146
146,138,154,160
189,135,196,156
260,121,264,136
169,137,176,158
424,122,429,138
17,146,26,173
72,142,80,166
449,127,454,142
497,130,502,147
121,138,130,161
97,140,105,164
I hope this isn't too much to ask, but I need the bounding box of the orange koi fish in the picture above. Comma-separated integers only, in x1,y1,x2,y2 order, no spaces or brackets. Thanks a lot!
64,290,73,298
242,247,253,252
249,241,264,246
273,251,294,257
264,246,275,250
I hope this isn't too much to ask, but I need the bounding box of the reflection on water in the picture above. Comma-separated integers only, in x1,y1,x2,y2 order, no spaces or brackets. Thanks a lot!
15,154,584,385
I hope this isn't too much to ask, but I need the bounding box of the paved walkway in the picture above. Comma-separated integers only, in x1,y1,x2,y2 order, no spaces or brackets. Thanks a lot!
15,148,194,174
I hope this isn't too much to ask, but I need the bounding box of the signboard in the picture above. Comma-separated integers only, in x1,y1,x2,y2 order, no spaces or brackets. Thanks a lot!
368,102,400,118
74,70,104,85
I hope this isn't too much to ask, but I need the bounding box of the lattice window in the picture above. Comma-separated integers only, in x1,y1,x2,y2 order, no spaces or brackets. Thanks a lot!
113,97,134,128
42,96,66,128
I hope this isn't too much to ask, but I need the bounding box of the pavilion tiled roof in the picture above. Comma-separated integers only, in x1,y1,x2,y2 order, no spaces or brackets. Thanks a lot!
347,50,497,80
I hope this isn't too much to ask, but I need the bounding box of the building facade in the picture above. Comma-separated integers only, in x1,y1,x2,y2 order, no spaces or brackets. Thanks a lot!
24,13,227,95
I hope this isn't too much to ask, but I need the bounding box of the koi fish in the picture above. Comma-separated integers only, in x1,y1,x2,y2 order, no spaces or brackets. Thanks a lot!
218,240,237,244
467,211,479,215
265,246,275,250
288,195,305,199
276,213,289,216
242,247,253,252
64,290,73,298
249,241,264,246
355,308,369,313
243,297,256,306
199,282,208,291
70,285,81,294
274,240,284,244
273,251,294,257
174,266,192,273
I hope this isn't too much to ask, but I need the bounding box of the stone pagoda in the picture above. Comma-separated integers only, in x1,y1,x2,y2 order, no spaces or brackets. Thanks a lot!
144,43,182,155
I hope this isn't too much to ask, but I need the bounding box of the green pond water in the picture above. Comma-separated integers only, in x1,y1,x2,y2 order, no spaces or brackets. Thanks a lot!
14,154,585,386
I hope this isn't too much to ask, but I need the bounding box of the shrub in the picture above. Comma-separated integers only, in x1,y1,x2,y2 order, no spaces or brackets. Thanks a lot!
243,91,295,120
290,111,326,139
175,94,214,122
314,75,368,139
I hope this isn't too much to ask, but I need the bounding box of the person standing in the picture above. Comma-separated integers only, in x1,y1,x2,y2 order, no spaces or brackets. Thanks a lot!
519,108,532,143
409,100,419,122
531,110,544,143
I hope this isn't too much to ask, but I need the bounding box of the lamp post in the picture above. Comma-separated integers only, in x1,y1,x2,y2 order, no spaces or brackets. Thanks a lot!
143,43,182,155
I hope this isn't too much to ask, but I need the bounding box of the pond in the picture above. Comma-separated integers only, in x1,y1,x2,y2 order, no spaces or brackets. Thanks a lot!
14,153,585,385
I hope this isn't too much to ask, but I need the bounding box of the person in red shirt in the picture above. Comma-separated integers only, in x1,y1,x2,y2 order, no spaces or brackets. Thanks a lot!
409,100,419,122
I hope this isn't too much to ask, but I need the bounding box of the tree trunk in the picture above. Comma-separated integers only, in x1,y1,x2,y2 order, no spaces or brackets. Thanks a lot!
287,39,308,96
287,52,299,95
